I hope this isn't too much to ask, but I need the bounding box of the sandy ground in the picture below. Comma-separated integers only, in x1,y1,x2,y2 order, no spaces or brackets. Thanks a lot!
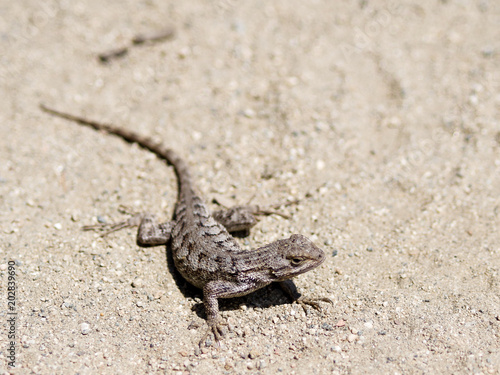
1,1,499,374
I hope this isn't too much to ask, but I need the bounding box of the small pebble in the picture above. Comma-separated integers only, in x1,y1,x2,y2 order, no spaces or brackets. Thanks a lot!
178,46,191,59
316,159,325,170
257,359,267,369
249,348,262,359
321,323,334,331
481,47,495,57
347,334,357,343
242,108,256,118
131,278,144,288
81,323,91,335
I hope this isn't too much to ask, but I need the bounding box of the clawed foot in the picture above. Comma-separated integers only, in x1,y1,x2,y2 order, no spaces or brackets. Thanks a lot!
253,199,301,220
82,205,143,237
198,320,228,347
295,296,333,312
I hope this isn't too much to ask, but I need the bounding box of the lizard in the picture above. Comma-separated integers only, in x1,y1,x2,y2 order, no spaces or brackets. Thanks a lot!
39,103,329,346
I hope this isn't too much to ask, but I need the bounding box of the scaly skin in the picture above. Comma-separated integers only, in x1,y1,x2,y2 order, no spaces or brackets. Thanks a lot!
40,104,328,346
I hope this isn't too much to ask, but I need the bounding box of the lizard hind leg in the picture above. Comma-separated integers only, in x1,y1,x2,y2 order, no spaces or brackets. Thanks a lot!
136,215,173,247
82,205,173,246
82,205,145,237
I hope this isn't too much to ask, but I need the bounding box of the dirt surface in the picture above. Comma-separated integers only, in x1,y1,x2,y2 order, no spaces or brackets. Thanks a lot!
1,1,499,374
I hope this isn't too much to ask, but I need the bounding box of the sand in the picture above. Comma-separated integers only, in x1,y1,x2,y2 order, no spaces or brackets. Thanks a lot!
1,1,499,374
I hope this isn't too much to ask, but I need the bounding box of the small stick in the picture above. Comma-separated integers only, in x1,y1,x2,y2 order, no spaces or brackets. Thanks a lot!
98,27,175,63
132,27,175,45
98,47,128,63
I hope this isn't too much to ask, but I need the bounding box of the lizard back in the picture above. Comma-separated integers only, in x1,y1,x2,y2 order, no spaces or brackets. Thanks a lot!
40,104,245,288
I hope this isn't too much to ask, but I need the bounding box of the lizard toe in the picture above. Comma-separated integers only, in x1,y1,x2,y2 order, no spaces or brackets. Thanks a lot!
199,320,228,347
296,296,333,312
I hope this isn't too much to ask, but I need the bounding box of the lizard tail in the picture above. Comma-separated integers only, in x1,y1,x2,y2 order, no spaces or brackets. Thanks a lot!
39,103,193,194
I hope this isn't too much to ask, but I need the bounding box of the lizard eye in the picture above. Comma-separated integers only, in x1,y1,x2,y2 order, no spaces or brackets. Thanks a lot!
290,257,305,266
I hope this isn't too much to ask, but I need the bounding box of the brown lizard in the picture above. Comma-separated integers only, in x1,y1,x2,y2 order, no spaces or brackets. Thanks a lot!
40,104,328,346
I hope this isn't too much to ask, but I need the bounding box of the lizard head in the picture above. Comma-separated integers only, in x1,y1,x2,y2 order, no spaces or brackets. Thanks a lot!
269,234,325,281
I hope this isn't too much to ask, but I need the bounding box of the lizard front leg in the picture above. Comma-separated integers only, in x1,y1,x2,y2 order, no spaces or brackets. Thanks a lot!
136,214,173,246
198,282,227,346
199,279,269,347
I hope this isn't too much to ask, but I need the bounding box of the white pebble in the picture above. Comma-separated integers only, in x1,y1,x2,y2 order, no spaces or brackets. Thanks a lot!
81,323,91,335
347,334,357,343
